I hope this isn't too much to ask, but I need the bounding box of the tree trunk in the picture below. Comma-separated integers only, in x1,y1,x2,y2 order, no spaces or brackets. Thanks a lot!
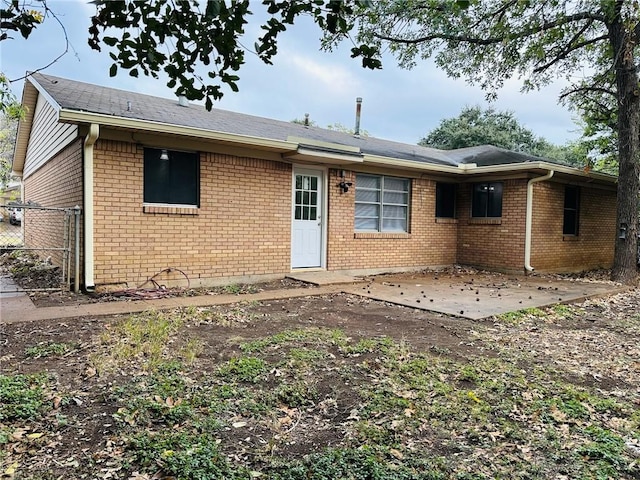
610,17,640,284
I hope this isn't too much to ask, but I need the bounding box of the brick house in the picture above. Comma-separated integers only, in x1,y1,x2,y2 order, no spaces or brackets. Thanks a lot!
13,74,617,290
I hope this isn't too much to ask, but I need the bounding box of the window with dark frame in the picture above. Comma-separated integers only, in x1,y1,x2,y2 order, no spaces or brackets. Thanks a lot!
471,182,503,218
355,174,410,232
563,185,580,235
435,183,456,218
144,148,199,206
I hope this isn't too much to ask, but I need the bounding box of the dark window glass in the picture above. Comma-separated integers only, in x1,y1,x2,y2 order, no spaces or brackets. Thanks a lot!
472,182,503,218
563,186,580,235
144,148,199,206
436,183,456,218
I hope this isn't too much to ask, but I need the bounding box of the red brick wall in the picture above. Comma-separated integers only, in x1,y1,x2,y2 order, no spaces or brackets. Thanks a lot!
327,169,458,271
530,182,615,272
92,140,292,287
22,139,83,282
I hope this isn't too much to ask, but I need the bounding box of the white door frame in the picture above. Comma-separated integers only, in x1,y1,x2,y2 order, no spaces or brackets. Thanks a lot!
291,165,328,269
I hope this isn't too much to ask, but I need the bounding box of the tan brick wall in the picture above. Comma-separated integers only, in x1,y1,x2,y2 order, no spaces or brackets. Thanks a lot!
530,182,615,272
456,179,616,272
85,138,618,285
457,179,528,271
327,169,457,271
92,140,292,287
22,139,83,283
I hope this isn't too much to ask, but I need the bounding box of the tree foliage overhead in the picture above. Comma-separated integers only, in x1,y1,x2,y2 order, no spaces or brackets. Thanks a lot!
86,0,378,110
419,106,585,166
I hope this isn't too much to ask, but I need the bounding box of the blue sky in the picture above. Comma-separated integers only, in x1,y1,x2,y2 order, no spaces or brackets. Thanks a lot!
1,0,581,145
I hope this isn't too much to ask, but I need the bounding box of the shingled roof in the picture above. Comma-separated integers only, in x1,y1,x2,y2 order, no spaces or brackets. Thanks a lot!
28,72,554,169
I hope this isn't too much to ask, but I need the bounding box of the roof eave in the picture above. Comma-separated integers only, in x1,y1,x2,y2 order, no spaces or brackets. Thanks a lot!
460,161,617,184
58,109,300,153
12,74,61,175
362,156,617,184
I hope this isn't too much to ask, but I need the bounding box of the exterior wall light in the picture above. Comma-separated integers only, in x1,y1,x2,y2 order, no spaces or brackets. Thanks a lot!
619,223,627,240
160,149,169,161
339,180,353,193
338,169,352,193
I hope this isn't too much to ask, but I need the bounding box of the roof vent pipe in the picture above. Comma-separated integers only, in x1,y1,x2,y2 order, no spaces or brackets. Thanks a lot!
354,97,362,137
178,95,189,107
304,113,310,126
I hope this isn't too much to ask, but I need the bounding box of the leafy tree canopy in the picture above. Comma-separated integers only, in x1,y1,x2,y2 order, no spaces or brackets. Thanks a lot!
0,112,18,188
419,106,585,167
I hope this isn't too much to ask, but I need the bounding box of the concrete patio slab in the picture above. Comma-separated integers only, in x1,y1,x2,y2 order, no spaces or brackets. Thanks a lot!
0,274,26,298
287,271,364,286
342,273,626,320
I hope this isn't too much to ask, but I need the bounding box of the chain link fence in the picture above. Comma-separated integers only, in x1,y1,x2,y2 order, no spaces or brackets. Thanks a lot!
0,203,81,292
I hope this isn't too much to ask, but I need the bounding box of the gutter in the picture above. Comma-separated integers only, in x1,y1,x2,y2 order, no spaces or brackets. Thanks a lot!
60,109,299,153
83,124,99,291
524,169,554,273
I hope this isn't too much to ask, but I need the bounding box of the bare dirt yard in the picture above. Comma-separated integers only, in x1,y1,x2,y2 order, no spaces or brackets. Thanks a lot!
1,284,639,479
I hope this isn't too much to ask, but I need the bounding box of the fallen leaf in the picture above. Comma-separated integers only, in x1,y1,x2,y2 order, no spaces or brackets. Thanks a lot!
232,421,247,428
390,448,404,460
4,462,19,475
26,432,45,440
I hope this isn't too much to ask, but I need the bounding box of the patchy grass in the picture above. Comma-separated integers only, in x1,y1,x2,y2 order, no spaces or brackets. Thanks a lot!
25,342,76,358
1,291,639,479
0,373,50,421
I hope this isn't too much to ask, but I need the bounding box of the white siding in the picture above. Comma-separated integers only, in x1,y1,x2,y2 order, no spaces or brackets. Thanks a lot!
23,94,78,179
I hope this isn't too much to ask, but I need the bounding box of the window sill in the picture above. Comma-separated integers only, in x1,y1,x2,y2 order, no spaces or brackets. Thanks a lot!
563,235,579,241
143,205,199,215
354,232,411,239
468,217,502,225
435,217,458,224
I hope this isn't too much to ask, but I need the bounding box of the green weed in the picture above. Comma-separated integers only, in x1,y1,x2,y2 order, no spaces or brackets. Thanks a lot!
497,307,546,324
25,342,75,358
130,432,249,480
341,336,394,355
0,373,48,421
276,380,319,407
240,327,347,353
550,304,575,318
458,364,480,383
577,426,629,477
266,446,447,479
217,356,267,383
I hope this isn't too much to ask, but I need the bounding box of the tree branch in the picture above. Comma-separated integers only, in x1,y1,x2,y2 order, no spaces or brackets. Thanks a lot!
8,2,70,83
374,11,606,46
560,85,617,100
533,33,609,73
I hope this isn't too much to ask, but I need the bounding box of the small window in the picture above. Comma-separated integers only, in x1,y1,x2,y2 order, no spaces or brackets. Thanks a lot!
436,183,456,218
563,186,580,235
144,148,199,206
472,182,503,218
355,174,410,232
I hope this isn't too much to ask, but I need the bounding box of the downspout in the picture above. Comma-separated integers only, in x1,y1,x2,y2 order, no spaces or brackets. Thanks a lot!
525,169,554,273
83,124,99,291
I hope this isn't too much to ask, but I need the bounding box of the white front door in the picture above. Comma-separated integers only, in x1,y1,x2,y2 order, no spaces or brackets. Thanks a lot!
291,168,323,268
